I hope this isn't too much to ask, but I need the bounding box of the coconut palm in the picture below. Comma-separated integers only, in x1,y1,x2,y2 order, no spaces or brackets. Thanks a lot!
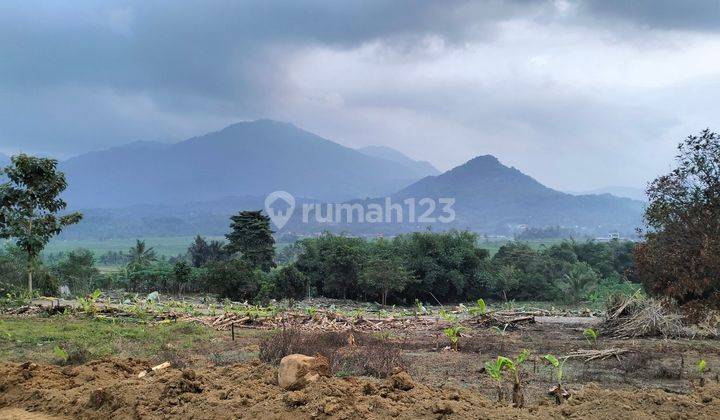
562,261,599,303
127,240,157,269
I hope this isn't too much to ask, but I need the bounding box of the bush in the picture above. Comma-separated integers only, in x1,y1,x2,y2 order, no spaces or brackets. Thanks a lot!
204,259,261,301
259,328,403,378
52,249,100,294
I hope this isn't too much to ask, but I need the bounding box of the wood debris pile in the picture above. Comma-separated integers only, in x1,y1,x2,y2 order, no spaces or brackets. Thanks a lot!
565,348,631,362
205,311,446,333
601,295,686,339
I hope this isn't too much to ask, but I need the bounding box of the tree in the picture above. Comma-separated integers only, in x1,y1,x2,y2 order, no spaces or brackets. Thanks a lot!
360,241,413,305
53,249,100,294
226,211,275,271
188,235,226,267
204,259,261,301
558,261,599,303
127,239,157,270
0,154,82,294
490,265,521,302
173,260,192,295
636,129,720,303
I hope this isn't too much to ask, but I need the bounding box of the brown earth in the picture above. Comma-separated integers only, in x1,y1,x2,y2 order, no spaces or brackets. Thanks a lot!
2,358,720,419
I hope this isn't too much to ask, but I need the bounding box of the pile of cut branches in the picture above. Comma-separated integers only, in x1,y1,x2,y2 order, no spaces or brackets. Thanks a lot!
601,295,687,339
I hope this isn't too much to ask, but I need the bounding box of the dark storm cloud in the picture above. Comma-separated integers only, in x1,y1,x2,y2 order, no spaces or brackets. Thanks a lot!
579,0,720,31
0,0,718,191
0,0,550,154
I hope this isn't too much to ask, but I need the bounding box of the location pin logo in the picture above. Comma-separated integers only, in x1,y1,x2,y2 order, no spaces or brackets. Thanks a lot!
264,191,295,229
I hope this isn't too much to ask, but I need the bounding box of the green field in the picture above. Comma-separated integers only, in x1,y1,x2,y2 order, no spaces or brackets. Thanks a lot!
45,236,226,258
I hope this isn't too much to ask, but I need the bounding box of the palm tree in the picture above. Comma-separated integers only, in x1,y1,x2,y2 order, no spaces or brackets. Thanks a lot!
127,239,157,269
562,262,599,303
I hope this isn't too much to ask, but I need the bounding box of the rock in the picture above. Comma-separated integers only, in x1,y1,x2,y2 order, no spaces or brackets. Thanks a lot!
277,354,330,390
388,370,415,391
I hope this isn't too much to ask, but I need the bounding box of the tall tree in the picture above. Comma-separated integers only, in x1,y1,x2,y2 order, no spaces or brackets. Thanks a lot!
0,154,82,293
127,239,157,270
188,235,210,267
188,235,225,267
225,210,275,271
636,129,720,303
359,239,413,306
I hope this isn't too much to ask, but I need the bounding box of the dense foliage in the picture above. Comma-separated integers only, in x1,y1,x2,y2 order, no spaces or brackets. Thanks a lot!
636,129,720,304
0,154,82,293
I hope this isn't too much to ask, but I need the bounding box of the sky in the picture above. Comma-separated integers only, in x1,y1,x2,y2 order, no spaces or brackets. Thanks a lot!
1,0,720,191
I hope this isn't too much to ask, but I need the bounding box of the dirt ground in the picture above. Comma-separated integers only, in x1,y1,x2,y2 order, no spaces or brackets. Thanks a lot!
3,303,720,419
2,357,720,419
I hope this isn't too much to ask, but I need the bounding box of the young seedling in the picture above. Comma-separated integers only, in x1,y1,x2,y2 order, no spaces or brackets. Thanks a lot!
697,359,708,387
77,290,102,315
543,354,570,404
583,328,598,345
443,325,463,351
505,349,531,408
53,346,69,364
468,298,487,316
491,323,509,336
484,356,510,402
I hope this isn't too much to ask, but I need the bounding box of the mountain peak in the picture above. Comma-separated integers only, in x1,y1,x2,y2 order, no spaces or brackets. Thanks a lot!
220,119,297,132
461,154,501,168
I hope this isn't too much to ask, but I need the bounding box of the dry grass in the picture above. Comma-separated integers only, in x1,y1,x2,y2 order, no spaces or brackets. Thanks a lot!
258,326,403,378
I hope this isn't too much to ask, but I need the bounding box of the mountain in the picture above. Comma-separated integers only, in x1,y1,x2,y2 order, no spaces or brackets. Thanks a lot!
60,120,424,208
357,145,439,178
393,155,644,234
569,186,647,202
60,153,645,239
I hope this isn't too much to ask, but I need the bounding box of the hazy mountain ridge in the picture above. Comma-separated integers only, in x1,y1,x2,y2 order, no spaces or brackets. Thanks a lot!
357,145,440,178
1,123,643,239
393,155,644,233
60,153,644,239
568,186,647,201
59,120,427,208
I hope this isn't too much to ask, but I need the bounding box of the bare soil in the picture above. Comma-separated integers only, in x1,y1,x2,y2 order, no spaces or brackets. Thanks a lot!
3,302,720,419
2,358,720,419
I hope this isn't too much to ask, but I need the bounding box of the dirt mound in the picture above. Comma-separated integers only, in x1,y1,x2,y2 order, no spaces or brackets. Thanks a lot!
2,358,720,419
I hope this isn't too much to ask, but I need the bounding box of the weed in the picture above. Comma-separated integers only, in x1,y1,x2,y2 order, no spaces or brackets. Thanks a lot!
583,328,598,345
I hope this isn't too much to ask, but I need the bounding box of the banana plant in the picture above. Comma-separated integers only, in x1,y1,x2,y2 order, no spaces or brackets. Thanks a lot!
468,298,487,316
543,354,570,404
443,325,463,351
485,356,512,402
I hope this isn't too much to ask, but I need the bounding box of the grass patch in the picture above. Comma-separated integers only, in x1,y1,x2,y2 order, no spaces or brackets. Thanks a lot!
0,316,216,363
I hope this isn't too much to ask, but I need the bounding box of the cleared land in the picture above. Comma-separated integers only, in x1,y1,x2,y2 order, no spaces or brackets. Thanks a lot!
1,296,719,418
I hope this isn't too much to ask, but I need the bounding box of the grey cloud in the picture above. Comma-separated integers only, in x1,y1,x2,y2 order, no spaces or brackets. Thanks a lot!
579,0,720,32
0,0,717,191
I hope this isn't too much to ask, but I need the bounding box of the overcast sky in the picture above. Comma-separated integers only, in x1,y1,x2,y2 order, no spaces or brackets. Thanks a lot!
1,0,719,191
